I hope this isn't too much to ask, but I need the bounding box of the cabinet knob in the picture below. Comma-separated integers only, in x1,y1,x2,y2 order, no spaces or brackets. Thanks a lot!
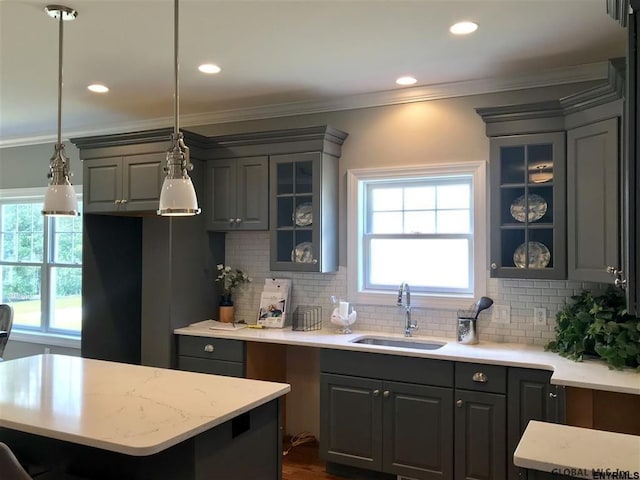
373,389,380,396
114,199,121,204
549,392,557,399
229,218,235,223
203,344,215,353
490,263,497,270
456,400,463,408
235,218,242,223
121,199,127,204
472,372,488,383
312,259,318,264
383,390,390,398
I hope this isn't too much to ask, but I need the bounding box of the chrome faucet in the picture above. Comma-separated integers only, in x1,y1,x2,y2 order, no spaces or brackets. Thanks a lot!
397,282,418,337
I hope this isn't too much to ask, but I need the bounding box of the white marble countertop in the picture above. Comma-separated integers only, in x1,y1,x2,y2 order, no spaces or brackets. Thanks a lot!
0,354,290,456
174,321,640,395
514,421,640,479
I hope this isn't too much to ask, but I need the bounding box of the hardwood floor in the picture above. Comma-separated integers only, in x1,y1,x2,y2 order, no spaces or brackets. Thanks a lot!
282,440,343,480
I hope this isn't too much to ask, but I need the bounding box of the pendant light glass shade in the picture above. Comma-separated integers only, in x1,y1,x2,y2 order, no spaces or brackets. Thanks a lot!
43,144,79,216
158,133,200,216
42,5,79,217
158,0,200,216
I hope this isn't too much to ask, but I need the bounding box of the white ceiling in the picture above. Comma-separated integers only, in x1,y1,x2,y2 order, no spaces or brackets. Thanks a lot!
0,0,627,146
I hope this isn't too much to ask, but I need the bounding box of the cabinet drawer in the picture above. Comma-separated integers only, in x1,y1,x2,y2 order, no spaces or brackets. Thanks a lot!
178,356,245,377
177,336,245,362
455,362,506,394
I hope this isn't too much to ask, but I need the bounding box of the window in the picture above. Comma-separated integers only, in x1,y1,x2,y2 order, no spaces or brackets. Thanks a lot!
0,188,82,337
347,163,486,309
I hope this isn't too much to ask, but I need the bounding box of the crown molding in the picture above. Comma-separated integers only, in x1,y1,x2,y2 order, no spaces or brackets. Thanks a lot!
0,61,609,148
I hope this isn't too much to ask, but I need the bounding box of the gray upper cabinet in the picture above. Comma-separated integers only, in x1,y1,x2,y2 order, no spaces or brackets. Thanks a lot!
270,151,339,272
627,4,639,315
83,153,165,213
197,125,347,272
563,61,624,285
566,116,620,283
483,127,567,280
205,156,268,231
477,59,625,281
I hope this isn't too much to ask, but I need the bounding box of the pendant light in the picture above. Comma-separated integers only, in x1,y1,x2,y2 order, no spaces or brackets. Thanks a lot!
157,0,201,216
42,5,79,217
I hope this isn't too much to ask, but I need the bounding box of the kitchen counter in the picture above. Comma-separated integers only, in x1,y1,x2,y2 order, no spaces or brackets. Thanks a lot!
0,354,290,456
174,321,640,395
514,420,640,479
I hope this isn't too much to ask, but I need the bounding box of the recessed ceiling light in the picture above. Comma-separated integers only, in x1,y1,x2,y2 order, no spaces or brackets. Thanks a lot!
449,21,478,35
87,84,109,93
198,63,221,74
396,76,417,86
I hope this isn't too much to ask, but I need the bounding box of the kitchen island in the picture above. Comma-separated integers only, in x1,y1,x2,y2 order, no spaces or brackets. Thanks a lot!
0,354,290,479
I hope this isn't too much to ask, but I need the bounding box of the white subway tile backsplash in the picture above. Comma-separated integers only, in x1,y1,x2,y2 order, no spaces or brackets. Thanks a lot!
223,231,609,345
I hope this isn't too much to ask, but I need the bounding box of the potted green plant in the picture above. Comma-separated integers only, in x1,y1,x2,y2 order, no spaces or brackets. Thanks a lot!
546,286,640,370
215,264,251,323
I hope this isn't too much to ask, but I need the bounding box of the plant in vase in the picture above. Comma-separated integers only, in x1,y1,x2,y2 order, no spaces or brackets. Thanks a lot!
215,264,251,322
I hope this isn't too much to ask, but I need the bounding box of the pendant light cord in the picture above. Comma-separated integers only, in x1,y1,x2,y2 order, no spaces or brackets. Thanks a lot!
57,11,64,145
174,0,179,136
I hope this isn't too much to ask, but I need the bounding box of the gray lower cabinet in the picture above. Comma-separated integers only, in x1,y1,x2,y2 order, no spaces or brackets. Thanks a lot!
454,389,506,480
320,373,453,480
84,153,165,213
454,362,507,480
205,156,269,231
507,368,566,480
177,336,246,377
320,349,455,480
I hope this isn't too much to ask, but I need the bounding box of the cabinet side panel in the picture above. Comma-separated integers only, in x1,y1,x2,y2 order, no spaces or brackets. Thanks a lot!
82,215,142,364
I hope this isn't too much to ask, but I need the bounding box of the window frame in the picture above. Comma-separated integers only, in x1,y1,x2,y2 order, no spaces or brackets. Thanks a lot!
0,186,82,347
347,162,487,310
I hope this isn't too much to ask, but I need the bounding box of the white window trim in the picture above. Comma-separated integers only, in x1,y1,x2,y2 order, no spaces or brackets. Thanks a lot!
0,185,83,346
347,162,487,310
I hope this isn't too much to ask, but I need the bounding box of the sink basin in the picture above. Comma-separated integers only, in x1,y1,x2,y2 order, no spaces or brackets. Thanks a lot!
350,336,446,350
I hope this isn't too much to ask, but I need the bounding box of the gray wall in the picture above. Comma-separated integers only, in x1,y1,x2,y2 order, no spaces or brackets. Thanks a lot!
0,142,82,189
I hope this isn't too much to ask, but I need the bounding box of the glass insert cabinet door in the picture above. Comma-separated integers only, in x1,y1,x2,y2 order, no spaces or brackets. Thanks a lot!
489,132,566,279
270,152,323,272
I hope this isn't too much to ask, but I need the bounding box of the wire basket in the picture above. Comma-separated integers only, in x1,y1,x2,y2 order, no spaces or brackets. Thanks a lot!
292,305,322,331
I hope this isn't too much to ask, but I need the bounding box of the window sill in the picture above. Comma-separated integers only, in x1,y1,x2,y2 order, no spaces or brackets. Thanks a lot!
10,330,81,349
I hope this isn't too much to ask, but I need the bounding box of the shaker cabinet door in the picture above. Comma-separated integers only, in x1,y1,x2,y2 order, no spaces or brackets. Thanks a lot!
320,373,383,471
382,381,453,480
567,117,619,283
122,153,165,212
84,158,123,213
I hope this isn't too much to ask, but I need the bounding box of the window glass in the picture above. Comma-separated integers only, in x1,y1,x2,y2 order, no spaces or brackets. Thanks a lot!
362,176,473,295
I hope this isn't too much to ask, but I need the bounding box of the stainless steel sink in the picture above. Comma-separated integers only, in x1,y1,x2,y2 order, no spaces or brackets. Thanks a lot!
350,336,446,350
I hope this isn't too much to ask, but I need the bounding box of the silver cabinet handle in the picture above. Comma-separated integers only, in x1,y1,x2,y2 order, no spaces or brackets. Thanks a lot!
472,372,488,383
235,218,242,223
204,344,215,353
312,259,318,264
549,392,557,399
383,390,390,398
121,199,127,204
456,400,463,408
607,266,627,289
228,218,235,223
114,199,121,204
491,263,497,270
373,389,380,396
